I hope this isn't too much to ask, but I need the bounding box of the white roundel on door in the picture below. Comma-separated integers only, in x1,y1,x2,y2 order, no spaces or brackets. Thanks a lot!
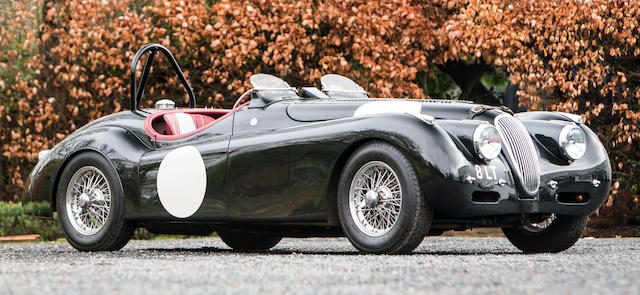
157,145,207,218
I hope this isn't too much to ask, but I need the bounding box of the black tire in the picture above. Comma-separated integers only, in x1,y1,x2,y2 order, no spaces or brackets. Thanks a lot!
337,141,433,254
56,152,134,251
217,230,282,251
502,215,589,253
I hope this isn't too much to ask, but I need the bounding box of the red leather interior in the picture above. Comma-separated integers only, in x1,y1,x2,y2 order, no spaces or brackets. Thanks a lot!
162,113,181,135
162,113,216,136
144,108,232,141
192,114,216,128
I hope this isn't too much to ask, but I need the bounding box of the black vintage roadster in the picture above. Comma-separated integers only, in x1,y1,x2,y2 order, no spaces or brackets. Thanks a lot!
25,44,611,254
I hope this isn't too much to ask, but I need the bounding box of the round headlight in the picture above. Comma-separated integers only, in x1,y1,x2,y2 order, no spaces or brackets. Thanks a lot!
559,125,586,160
473,124,502,160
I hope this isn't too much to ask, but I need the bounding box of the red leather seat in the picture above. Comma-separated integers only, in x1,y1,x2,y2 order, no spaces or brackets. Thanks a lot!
163,113,215,136
191,114,216,129
144,108,232,141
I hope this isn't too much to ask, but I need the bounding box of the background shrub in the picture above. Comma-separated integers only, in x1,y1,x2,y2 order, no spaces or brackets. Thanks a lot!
0,201,61,240
0,0,638,227
0,201,181,240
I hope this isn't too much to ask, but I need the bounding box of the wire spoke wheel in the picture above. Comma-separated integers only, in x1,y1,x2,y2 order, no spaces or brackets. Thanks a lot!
349,161,402,237
65,166,112,235
338,142,432,254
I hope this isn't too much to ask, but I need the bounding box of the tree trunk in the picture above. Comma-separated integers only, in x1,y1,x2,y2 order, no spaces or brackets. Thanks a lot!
438,61,501,106
503,82,524,112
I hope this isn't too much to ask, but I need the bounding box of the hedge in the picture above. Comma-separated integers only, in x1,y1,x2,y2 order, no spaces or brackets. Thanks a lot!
0,201,174,241
0,201,61,241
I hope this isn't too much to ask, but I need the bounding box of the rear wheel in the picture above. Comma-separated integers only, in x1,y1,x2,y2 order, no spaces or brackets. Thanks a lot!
502,214,588,253
337,142,432,254
217,230,282,251
56,152,134,251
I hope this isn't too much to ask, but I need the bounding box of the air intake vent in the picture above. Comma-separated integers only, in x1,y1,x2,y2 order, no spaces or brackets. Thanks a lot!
494,115,540,195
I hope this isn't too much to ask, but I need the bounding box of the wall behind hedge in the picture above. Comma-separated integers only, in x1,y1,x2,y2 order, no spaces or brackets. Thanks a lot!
1,0,638,223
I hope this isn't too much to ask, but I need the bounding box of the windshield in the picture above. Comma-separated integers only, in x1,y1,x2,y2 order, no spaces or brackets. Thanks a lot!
249,74,298,102
320,74,368,99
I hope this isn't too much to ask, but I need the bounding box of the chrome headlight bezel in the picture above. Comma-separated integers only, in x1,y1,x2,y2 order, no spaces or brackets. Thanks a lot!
559,125,586,160
473,124,502,161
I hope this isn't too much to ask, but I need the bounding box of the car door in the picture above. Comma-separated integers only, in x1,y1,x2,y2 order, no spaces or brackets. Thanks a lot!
225,103,333,221
137,115,233,220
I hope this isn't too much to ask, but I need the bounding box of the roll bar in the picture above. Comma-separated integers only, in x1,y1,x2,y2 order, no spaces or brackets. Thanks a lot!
129,43,196,112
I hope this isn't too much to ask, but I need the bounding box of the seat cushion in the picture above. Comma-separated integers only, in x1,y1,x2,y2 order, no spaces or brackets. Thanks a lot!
190,114,216,129
144,108,233,141
163,113,197,135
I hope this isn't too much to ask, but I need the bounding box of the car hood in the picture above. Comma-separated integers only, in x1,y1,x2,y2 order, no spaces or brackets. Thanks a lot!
286,99,484,122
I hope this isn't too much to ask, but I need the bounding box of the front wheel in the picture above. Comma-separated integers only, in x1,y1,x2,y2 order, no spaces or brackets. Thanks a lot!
337,142,433,254
56,152,134,251
502,214,588,253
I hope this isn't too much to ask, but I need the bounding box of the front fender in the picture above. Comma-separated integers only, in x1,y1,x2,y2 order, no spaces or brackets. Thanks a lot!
336,114,521,217
334,113,478,194
24,125,150,216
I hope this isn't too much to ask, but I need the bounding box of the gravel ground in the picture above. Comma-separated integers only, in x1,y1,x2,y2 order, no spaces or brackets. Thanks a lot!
1,237,639,295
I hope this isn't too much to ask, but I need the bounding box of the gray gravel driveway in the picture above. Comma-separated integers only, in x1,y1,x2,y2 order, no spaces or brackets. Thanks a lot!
1,237,638,294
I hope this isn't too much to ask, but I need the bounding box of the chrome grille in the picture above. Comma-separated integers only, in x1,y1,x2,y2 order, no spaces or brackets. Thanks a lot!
494,115,540,194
